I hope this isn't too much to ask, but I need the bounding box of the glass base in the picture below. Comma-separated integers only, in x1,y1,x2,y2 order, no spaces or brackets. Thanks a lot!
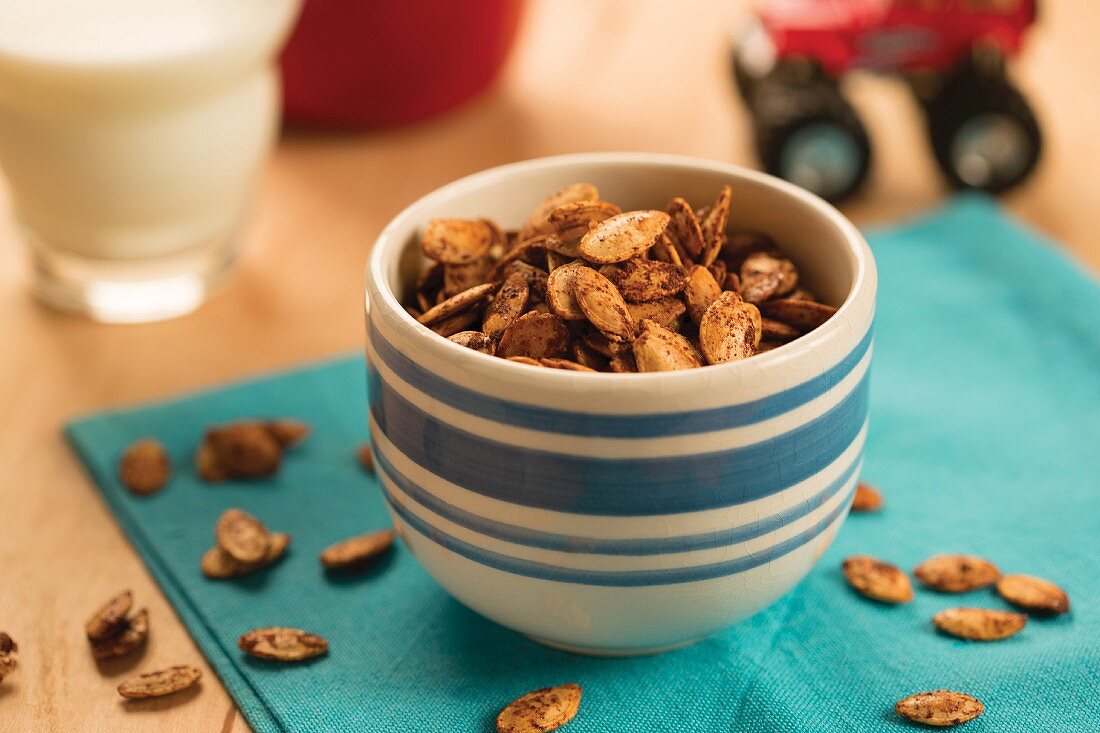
29,237,235,324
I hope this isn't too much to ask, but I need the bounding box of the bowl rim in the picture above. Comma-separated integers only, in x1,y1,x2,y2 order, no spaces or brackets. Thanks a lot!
366,151,875,386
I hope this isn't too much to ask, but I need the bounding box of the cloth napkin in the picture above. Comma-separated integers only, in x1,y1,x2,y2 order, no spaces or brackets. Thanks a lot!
67,195,1100,732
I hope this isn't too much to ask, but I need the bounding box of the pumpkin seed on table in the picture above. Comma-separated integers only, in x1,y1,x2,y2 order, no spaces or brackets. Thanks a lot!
215,508,270,564
600,259,687,302
238,627,328,662
699,291,762,365
633,319,701,372
0,632,18,679
449,330,496,354
358,444,375,473
201,421,283,480
320,529,395,570
118,439,171,496
201,532,290,579
497,312,571,360
572,266,635,342
932,607,1027,641
895,690,984,727
496,683,582,733
739,251,798,303
996,574,1070,614
265,419,310,449
578,210,670,264
118,665,202,699
842,556,914,604
421,218,495,265
91,608,149,661
914,555,1000,593
850,482,883,512
86,590,133,641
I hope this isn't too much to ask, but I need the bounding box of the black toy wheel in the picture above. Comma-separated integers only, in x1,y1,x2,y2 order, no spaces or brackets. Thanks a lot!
751,74,871,203
922,57,1042,193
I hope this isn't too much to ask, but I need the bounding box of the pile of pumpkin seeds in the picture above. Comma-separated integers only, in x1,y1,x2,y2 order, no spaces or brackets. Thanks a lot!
406,183,838,372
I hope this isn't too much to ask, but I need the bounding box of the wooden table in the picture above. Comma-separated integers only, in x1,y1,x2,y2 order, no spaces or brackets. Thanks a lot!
1,2,1096,730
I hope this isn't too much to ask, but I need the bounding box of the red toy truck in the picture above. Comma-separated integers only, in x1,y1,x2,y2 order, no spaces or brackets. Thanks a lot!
734,0,1041,201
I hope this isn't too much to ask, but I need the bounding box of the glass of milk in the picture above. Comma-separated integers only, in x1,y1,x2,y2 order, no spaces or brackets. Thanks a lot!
0,0,302,322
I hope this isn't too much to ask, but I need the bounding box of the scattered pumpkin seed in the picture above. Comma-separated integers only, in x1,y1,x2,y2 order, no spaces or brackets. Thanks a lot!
118,439,171,496
320,530,395,570
118,665,202,699
496,683,582,733
238,627,328,662
86,590,133,642
996,574,1070,614
842,556,914,604
215,509,270,565
914,555,1000,593
932,607,1026,641
895,690,984,727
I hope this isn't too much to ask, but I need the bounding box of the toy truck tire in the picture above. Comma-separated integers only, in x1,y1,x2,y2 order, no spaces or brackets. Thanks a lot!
924,61,1042,194
751,77,871,203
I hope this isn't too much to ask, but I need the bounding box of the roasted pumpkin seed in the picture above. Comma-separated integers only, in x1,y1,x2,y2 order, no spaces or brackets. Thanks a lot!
932,607,1027,641
498,312,571,360
633,319,702,372
914,555,1000,593
118,665,202,699
545,261,590,320
895,690,984,727
842,556,913,604
579,210,670,264
683,265,723,324
483,273,531,339
850,483,883,512
86,590,133,642
496,683,582,733
601,259,687,302
572,266,635,342
91,608,149,661
238,627,328,662
215,508,270,564
118,439,171,496
448,330,497,354
320,530,394,570
996,574,1070,614
201,532,290,579
421,218,494,265
699,291,762,365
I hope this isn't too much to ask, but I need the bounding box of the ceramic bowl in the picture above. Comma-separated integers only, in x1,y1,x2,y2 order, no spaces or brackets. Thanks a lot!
364,153,876,656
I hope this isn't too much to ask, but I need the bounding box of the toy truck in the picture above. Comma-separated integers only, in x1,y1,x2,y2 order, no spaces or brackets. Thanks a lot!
734,0,1042,202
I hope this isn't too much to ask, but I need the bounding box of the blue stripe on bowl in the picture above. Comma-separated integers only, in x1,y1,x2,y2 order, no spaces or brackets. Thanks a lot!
368,318,872,438
375,444,862,555
368,366,870,515
382,480,855,587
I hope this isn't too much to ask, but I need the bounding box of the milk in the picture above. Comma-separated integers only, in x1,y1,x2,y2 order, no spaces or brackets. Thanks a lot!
0,0,300,319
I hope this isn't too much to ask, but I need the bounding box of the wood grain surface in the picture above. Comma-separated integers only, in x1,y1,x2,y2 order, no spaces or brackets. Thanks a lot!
0,1,1096,730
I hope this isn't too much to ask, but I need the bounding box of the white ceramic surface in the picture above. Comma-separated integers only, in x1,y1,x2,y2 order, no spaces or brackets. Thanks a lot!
365,153,876,655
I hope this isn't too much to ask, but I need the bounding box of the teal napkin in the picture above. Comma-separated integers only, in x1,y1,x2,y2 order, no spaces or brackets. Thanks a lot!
67,196,1100,732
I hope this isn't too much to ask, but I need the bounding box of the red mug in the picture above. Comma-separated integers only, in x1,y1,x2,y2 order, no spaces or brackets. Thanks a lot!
279,0,524,128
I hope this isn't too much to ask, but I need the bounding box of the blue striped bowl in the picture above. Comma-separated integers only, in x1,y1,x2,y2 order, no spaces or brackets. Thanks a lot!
365,153,876,656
